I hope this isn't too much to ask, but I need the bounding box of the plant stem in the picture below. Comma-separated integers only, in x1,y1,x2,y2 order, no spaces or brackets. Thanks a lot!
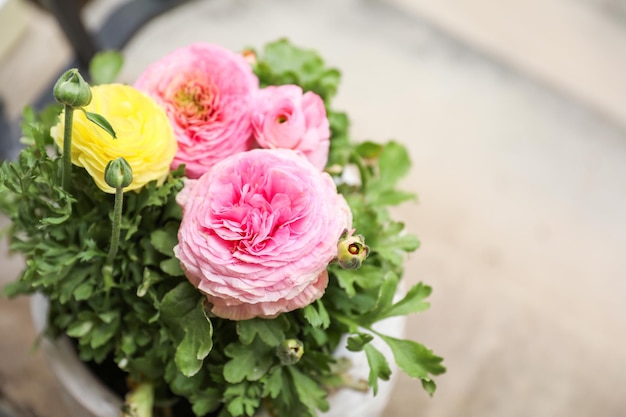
106,186,124,266
62,105,74,190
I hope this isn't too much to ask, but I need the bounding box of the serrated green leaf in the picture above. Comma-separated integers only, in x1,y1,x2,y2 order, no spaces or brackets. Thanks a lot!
302,300,330,329
379,334,445,386
237,316,289,346
81,109,116,138
224,339,273,383
364,344,392,395
359,272,399,325
89,50,124,85
331,263,386,297
346,332,374,352
376,141,410,189
287,366,329,413
190,388,222,416
263,367,284,399
161,282,213,377
379,282,431,320
174,303,213,377
224,382,261,417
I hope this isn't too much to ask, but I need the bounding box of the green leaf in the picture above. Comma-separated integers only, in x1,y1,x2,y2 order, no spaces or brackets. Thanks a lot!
159,258,183,277
66,319,94,337
331,263,386,298
346,332,374,352
376,141,411,189
421,379,437,396
224,382,261,416
359,272,399,325
161,283,213,377
73,282,93,301
263,367,284,399
175,304,213,377
81,109,116,138
302,300,330,329
378,282,431,320
371,190,416,206
89,50,124,85
379,334,445,387
224,339,274,383
364,344,391,395
287,366,329,413
237,316,289,347
190,388,222,416
150,225,178,256
355,141,383,159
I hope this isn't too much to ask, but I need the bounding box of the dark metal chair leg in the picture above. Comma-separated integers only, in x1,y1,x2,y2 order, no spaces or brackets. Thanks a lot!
0,0,194,161
45,0,100,71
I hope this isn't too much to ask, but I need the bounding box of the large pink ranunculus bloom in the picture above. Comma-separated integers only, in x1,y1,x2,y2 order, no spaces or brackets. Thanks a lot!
134,43,258,179
174,149,352,320
251,85,330,170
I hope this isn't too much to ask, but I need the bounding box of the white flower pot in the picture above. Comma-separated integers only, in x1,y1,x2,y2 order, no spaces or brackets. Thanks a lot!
31,293,404,417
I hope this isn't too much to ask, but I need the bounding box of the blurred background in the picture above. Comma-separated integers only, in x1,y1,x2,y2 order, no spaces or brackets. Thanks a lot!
1,0,625,416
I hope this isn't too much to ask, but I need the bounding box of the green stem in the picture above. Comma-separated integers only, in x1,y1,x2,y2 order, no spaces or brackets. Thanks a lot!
106,186,124,265
62,104,74,190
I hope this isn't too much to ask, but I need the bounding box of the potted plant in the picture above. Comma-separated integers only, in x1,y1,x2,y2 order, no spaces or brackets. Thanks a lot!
0,39,445,417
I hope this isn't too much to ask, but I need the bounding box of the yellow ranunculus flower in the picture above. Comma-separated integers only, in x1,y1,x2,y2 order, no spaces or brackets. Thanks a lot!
52,84,177,193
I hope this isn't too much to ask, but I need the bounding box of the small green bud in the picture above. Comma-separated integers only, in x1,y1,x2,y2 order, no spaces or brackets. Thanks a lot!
53,68,92,108
104,157,133,189
276,339,304,365
337,229,369,269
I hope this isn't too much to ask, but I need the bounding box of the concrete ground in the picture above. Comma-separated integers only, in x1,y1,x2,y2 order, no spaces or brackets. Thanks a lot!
1,0,625,416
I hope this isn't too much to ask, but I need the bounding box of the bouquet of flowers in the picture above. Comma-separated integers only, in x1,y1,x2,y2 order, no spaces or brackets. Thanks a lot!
0,39,444,417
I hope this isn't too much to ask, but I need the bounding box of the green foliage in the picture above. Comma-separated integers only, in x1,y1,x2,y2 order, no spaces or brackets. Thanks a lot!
0,39,445,417
89,50,124,85
81,109,117,138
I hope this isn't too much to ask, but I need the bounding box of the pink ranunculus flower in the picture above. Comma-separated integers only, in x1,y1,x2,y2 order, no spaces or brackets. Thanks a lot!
174,149,352,320
134,43,259,179
251,85,330,170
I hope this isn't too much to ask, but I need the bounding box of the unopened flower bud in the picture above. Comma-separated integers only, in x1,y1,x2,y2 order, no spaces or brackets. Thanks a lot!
337,230,369,269
241,49,257,65
104,157,133,189
277,339,304,365
53,69,92,108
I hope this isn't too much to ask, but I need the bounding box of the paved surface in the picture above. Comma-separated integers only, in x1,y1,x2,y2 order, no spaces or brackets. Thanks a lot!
1,0,625,416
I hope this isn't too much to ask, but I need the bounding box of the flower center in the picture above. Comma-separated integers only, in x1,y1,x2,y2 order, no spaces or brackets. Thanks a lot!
165,72,221,126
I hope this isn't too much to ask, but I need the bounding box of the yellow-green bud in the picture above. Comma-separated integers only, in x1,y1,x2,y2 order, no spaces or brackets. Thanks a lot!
277,339,304,365
53,68,92,108
337,230,369,269
104,157,133,189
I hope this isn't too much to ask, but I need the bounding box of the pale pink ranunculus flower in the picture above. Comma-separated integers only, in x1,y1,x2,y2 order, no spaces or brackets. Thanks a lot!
174,148,352,320
251,85,330,170
134,43,258,179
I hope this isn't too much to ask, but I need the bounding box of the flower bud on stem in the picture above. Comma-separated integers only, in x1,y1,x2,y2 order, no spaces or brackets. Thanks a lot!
104,158,133,283
53,69,92,191
277,339,304,365
337,229,369,270
61,108,73,190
